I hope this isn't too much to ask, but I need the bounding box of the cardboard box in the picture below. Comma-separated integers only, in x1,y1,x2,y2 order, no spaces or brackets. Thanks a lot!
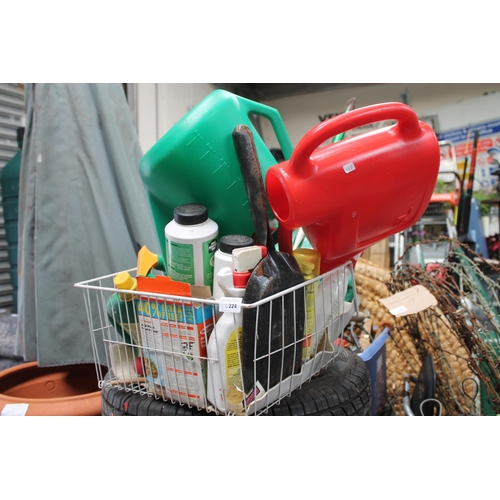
136,277,214,407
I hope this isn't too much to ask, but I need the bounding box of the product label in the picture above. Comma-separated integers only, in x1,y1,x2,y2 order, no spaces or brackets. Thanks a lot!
122,321,142,346
225,326,243,391
137,295,214,407
108,298,142,345
244,380,266,407
303,283,316,361
166,240,195,284
203,238,217,287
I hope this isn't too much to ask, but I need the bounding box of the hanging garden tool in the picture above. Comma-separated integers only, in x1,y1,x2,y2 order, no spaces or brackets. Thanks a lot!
232,124,305,397
458,130,480,238
456,129,472,234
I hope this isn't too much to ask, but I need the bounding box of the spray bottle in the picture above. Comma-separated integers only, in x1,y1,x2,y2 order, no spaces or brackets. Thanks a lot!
212,234,254,300
137,245,166,276
206,246,266,414
106,271,141,351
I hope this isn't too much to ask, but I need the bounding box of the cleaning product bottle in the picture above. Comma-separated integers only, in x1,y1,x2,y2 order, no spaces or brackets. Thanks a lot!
212,234,254,300
164,204,218,294
106,271,141,349
137,245,166,276
206,266,248,414
293,249,321,361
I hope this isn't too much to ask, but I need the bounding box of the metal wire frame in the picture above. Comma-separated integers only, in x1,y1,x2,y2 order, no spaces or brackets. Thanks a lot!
389,237,500,415
75,261,358,416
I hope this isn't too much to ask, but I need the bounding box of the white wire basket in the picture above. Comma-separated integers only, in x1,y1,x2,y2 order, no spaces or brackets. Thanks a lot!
74,260,358,416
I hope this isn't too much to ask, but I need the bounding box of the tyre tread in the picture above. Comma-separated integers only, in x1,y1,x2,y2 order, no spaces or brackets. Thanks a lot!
101,347,371,416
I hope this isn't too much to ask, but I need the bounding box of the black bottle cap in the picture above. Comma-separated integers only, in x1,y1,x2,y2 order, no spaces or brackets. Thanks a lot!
219,234,255,254
173,204,209,225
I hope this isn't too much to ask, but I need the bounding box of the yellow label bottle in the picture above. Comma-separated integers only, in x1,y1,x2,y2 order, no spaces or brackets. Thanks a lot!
293,249,321,361
206,267,247,414
107,271,141,348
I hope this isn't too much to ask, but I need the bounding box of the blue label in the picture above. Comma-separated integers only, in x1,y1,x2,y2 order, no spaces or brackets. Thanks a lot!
437,119,500,143
136,299,213,323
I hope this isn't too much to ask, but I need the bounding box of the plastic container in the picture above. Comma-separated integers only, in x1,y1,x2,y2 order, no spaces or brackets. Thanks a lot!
139,89,293,264
106,271,140,350
358,327,390,416
137,245,166,276
265,102,441,272
293,249,321,361
213,234,254,300
164,204,218,294
0,362,106,416
207,266,248,414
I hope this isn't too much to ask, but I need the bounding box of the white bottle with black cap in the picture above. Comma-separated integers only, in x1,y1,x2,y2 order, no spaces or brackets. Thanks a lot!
212,234,254,300
164,203,219,293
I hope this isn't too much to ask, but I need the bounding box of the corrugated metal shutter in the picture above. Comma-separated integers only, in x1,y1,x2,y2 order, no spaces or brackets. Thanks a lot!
0,83,25,309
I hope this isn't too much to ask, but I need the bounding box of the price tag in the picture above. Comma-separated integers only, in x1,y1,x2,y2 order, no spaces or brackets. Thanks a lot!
1,404,29,416
389,305,408,316
218,297,243,313
343,162,356,174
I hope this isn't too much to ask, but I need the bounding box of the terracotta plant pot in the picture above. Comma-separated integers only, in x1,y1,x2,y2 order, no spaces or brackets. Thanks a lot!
0,361,106,416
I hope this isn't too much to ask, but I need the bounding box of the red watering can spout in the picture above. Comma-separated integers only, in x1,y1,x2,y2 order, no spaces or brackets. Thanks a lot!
267,102,440,273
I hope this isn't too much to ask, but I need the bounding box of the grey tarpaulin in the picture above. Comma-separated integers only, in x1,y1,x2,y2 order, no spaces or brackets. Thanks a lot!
16,83,160,367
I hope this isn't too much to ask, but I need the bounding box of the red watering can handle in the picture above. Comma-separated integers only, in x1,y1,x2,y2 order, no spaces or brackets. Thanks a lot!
290,102,423,172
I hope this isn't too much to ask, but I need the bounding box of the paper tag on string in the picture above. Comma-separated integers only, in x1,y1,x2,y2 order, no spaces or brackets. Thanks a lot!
379,285,437,317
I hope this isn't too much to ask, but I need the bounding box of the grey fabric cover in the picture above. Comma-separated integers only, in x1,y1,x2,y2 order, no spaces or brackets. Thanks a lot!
16,83,160,366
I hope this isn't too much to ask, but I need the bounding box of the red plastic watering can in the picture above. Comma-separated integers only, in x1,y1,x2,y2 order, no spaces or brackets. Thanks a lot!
265,102,441,273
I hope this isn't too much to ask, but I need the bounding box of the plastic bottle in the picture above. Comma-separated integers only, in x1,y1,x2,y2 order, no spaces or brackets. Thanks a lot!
206,266,248,414
293,249,321,361
136,245,166,276
106,271,141,351
212,234,254,300
164,204,218,294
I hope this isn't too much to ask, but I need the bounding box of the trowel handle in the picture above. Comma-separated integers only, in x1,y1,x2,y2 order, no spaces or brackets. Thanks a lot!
239,96,294,252
233,125,273,249
290,102,423,172
240,97,294,160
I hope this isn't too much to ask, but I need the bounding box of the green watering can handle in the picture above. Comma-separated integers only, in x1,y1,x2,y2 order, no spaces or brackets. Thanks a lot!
238,96,294,160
